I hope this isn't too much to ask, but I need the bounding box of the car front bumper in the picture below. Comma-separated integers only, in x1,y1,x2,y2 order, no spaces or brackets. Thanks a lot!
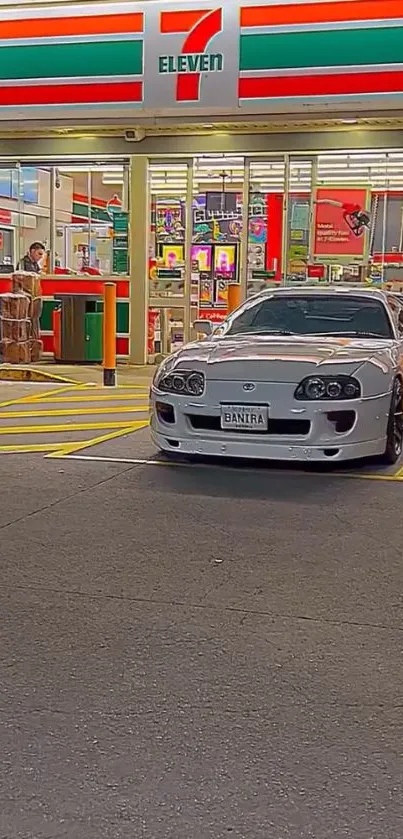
150,386,391,463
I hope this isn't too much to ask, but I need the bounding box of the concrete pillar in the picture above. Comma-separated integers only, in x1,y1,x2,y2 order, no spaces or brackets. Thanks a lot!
129,155,149,365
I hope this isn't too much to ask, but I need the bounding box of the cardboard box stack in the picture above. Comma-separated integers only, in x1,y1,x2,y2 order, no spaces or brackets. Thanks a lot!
0,292,31,363
11,271,43,362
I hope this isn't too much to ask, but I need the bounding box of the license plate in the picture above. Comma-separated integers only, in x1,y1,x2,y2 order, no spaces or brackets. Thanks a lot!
221,404,268,432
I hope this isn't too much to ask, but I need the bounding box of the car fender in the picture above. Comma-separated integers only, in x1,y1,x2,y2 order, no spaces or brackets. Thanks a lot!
355,353,398,399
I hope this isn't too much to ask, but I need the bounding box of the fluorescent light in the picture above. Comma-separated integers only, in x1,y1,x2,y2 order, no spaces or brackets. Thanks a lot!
198,156,244,165
319,153,386,162
150,164,188,171
60,165,124,173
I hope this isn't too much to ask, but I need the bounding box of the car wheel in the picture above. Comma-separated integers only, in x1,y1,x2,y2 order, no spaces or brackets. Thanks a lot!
382,379,403,465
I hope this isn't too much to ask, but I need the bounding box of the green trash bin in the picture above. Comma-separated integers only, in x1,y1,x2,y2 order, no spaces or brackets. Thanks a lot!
85,311,103,362
55,294,103,363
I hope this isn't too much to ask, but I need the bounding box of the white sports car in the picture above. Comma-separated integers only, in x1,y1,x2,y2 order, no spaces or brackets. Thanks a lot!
150,286,403,464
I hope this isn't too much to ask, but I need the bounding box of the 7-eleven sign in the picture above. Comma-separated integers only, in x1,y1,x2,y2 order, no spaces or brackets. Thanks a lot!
145,2,238,110
159,9,223,102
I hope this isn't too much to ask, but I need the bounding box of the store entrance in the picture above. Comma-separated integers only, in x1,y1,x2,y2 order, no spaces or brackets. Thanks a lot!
147,156,246,360
146,150,403,360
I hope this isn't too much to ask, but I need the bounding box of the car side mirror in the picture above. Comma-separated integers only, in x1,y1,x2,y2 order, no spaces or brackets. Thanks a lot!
193,320,213,336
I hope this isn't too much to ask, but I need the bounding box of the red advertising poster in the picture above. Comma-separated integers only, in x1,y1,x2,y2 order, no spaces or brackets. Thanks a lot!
313,187,370,260
307,264,325,279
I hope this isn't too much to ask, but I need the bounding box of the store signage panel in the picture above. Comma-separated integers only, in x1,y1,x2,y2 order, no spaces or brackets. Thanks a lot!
143,1,239,110
313,187,371,263
0,0,400,114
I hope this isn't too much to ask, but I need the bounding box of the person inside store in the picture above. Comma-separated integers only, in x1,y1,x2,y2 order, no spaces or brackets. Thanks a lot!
18,241,45,273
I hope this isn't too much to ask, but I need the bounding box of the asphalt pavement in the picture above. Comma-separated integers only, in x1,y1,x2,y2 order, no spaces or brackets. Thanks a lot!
1,448,402,838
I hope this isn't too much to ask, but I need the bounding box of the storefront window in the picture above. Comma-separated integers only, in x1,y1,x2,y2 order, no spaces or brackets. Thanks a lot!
0,161,130,276
54,163,129,276
285,152,403,286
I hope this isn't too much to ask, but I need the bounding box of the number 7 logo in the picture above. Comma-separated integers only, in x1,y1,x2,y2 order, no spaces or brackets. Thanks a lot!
160,8,223,102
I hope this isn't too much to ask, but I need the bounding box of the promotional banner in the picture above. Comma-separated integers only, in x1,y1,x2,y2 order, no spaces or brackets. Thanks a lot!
313,187,371,262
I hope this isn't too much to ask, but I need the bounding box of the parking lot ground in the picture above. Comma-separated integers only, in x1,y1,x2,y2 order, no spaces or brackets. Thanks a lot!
53,424,403,483
1,446,403,838
0,382,149,456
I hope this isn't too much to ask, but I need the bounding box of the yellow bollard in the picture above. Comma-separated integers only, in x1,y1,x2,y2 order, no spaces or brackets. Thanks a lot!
227,283,241,314
103,282,117,386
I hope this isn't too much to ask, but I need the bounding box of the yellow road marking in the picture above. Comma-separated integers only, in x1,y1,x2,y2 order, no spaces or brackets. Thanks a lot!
87,383,150,390
1,405,149,419
0,383,86,410
0,420,150,434
0,442,67,453
338,471,403,481
46,421,149,458
36,393,149,403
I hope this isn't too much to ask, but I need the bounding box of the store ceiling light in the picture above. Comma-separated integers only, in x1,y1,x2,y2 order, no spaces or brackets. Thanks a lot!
60,165,124,173
346,160,403,168
319,153,388,161
199,155,244,164
150,164,188,171
151,182,187,188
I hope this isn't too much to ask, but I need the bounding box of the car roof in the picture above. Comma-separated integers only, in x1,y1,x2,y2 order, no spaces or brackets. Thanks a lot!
254,284,389,303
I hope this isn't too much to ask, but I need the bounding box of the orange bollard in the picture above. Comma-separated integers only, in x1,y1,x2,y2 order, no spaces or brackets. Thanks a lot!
103,282,116,386
227,283,241,314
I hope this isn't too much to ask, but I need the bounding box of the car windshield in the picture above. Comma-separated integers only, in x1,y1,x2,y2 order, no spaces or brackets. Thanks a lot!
225,295,394,339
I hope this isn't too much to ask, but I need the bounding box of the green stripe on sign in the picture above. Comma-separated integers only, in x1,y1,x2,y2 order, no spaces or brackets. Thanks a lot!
72,202,111,223
240,26,403,71
0,39,143,80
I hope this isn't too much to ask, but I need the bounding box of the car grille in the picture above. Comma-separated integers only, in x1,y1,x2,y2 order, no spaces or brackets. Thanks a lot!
187,414,311,435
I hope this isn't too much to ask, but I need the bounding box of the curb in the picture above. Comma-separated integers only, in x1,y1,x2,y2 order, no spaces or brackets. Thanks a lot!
0,366,79,385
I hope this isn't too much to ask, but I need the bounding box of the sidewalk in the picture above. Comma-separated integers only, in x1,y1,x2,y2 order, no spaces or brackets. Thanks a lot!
0,361,156,386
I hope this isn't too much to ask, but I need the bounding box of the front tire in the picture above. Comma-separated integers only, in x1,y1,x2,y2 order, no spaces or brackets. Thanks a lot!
382,378,403,465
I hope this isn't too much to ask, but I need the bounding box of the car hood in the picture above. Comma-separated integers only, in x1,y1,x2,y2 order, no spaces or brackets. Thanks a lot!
169,334,397,382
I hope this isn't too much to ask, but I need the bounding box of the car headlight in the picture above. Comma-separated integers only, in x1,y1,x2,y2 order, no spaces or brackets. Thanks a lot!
295,376,361,401
156,370,205,396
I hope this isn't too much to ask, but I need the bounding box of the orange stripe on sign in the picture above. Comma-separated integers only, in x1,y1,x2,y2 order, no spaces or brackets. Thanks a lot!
73,192,107,209
0,12,144,40
160,9,211,33
241,0,403,27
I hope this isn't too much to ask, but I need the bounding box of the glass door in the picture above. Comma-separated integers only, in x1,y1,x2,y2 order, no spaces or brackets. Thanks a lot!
285,157,314,284
192,154,245,324
147,161,191,361
246,156,286,295
147,154,247,359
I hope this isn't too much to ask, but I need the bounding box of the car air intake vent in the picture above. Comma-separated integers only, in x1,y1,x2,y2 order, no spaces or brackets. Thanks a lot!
187,415,310,435
327,411,355,434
